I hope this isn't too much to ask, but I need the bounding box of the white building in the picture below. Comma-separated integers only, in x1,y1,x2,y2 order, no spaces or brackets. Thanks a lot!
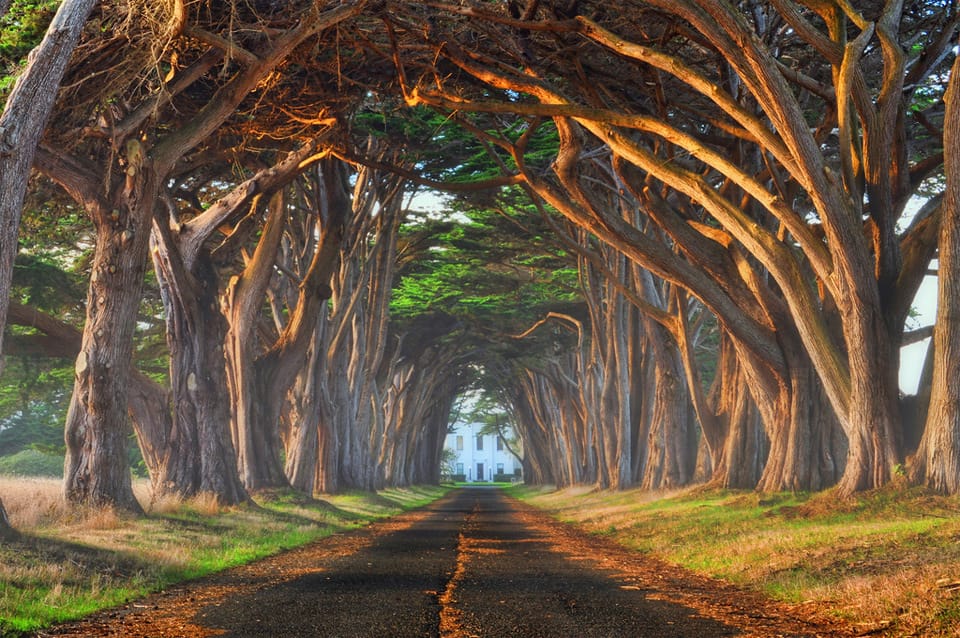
444,422,521,482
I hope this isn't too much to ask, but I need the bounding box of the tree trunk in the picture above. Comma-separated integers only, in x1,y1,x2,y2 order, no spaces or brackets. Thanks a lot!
6,300,173,487
311,166,401,493
223,309,288,491
836,317,902,495
126,372,172,490
508,379,557,486
151,230,248,504
910,57,960,493
705,336,768,489
284,325,324,493
640,319,697,490
222,190,290,491
755,354,843,492
63,158,157,513
0,0,87,523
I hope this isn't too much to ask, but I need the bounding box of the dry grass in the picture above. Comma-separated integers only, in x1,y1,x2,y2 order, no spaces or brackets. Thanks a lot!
1,476,69,528
514,483,960,637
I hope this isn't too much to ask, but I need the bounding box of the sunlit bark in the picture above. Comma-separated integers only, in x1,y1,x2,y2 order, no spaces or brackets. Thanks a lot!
910,58,960,493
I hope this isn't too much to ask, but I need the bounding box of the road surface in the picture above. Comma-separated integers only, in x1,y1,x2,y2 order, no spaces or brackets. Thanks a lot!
39,488,849,637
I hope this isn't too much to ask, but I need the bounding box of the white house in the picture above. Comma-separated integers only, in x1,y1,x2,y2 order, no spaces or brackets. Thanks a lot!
444,421,521,482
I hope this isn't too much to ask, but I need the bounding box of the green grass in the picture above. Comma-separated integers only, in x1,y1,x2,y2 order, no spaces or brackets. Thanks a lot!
0,481,449,636
511,483,960,636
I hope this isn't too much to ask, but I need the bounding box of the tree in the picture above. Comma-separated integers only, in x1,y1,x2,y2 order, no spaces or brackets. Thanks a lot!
223,157,351,491
37,0,364,510
389,0,952,494
298,157,409,492
149,141,331,503
910,55,960,491
0,0,96,535
4,301,173,486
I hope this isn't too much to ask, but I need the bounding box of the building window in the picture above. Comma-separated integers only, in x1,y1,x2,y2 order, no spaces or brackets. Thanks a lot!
497,463,504,475
456,463,463,475
496,437,504,451
456,435,463,451
476,435,484,450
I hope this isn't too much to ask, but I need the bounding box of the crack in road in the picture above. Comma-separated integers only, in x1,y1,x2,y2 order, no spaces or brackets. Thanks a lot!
437,500,481,638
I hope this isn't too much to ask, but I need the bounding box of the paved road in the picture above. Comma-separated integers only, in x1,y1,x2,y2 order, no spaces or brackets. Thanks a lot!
198,487,735,637
42,488,844,637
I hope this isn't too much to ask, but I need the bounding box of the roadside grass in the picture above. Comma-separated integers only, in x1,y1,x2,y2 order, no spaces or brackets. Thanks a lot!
512,482,960,636
0,476,448,637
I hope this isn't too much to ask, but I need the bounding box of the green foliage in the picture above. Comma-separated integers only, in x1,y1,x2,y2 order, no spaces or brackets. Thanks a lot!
0,0,59,59
0,360,71,457
467,394,520,455
392,195,580,333
0,0,60,101
0,447,62,476
352,104,558,187
11,253,84,310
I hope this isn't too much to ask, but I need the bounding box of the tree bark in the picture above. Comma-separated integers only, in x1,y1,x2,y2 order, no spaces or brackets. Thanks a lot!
151,140,328,501
62,153,158,513
307,163,402,493
640,316,697,490
703,335,768,489
284,323,324,493
910,56,960,493
45,0,363,510
151,229,248,504
225,159,349,491
0,0,92,529
222,192,289,491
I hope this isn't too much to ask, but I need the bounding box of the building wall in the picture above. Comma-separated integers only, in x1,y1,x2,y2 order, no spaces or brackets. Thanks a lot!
444,422,520,482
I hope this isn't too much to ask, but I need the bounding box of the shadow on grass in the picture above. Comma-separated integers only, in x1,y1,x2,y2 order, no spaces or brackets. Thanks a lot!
1,530,158,583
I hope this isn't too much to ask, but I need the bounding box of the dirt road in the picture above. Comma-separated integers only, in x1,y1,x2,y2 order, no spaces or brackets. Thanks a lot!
38,488,850,637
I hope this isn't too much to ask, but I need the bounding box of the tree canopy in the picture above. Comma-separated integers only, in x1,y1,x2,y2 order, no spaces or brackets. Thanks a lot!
0,0,957,512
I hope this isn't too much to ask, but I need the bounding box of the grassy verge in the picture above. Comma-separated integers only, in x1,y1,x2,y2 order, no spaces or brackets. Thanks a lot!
511,482,960,636
0,476,448,637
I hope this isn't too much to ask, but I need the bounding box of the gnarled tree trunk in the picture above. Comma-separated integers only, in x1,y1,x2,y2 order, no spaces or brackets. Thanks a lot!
62,152,158,513
151,234,247,504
